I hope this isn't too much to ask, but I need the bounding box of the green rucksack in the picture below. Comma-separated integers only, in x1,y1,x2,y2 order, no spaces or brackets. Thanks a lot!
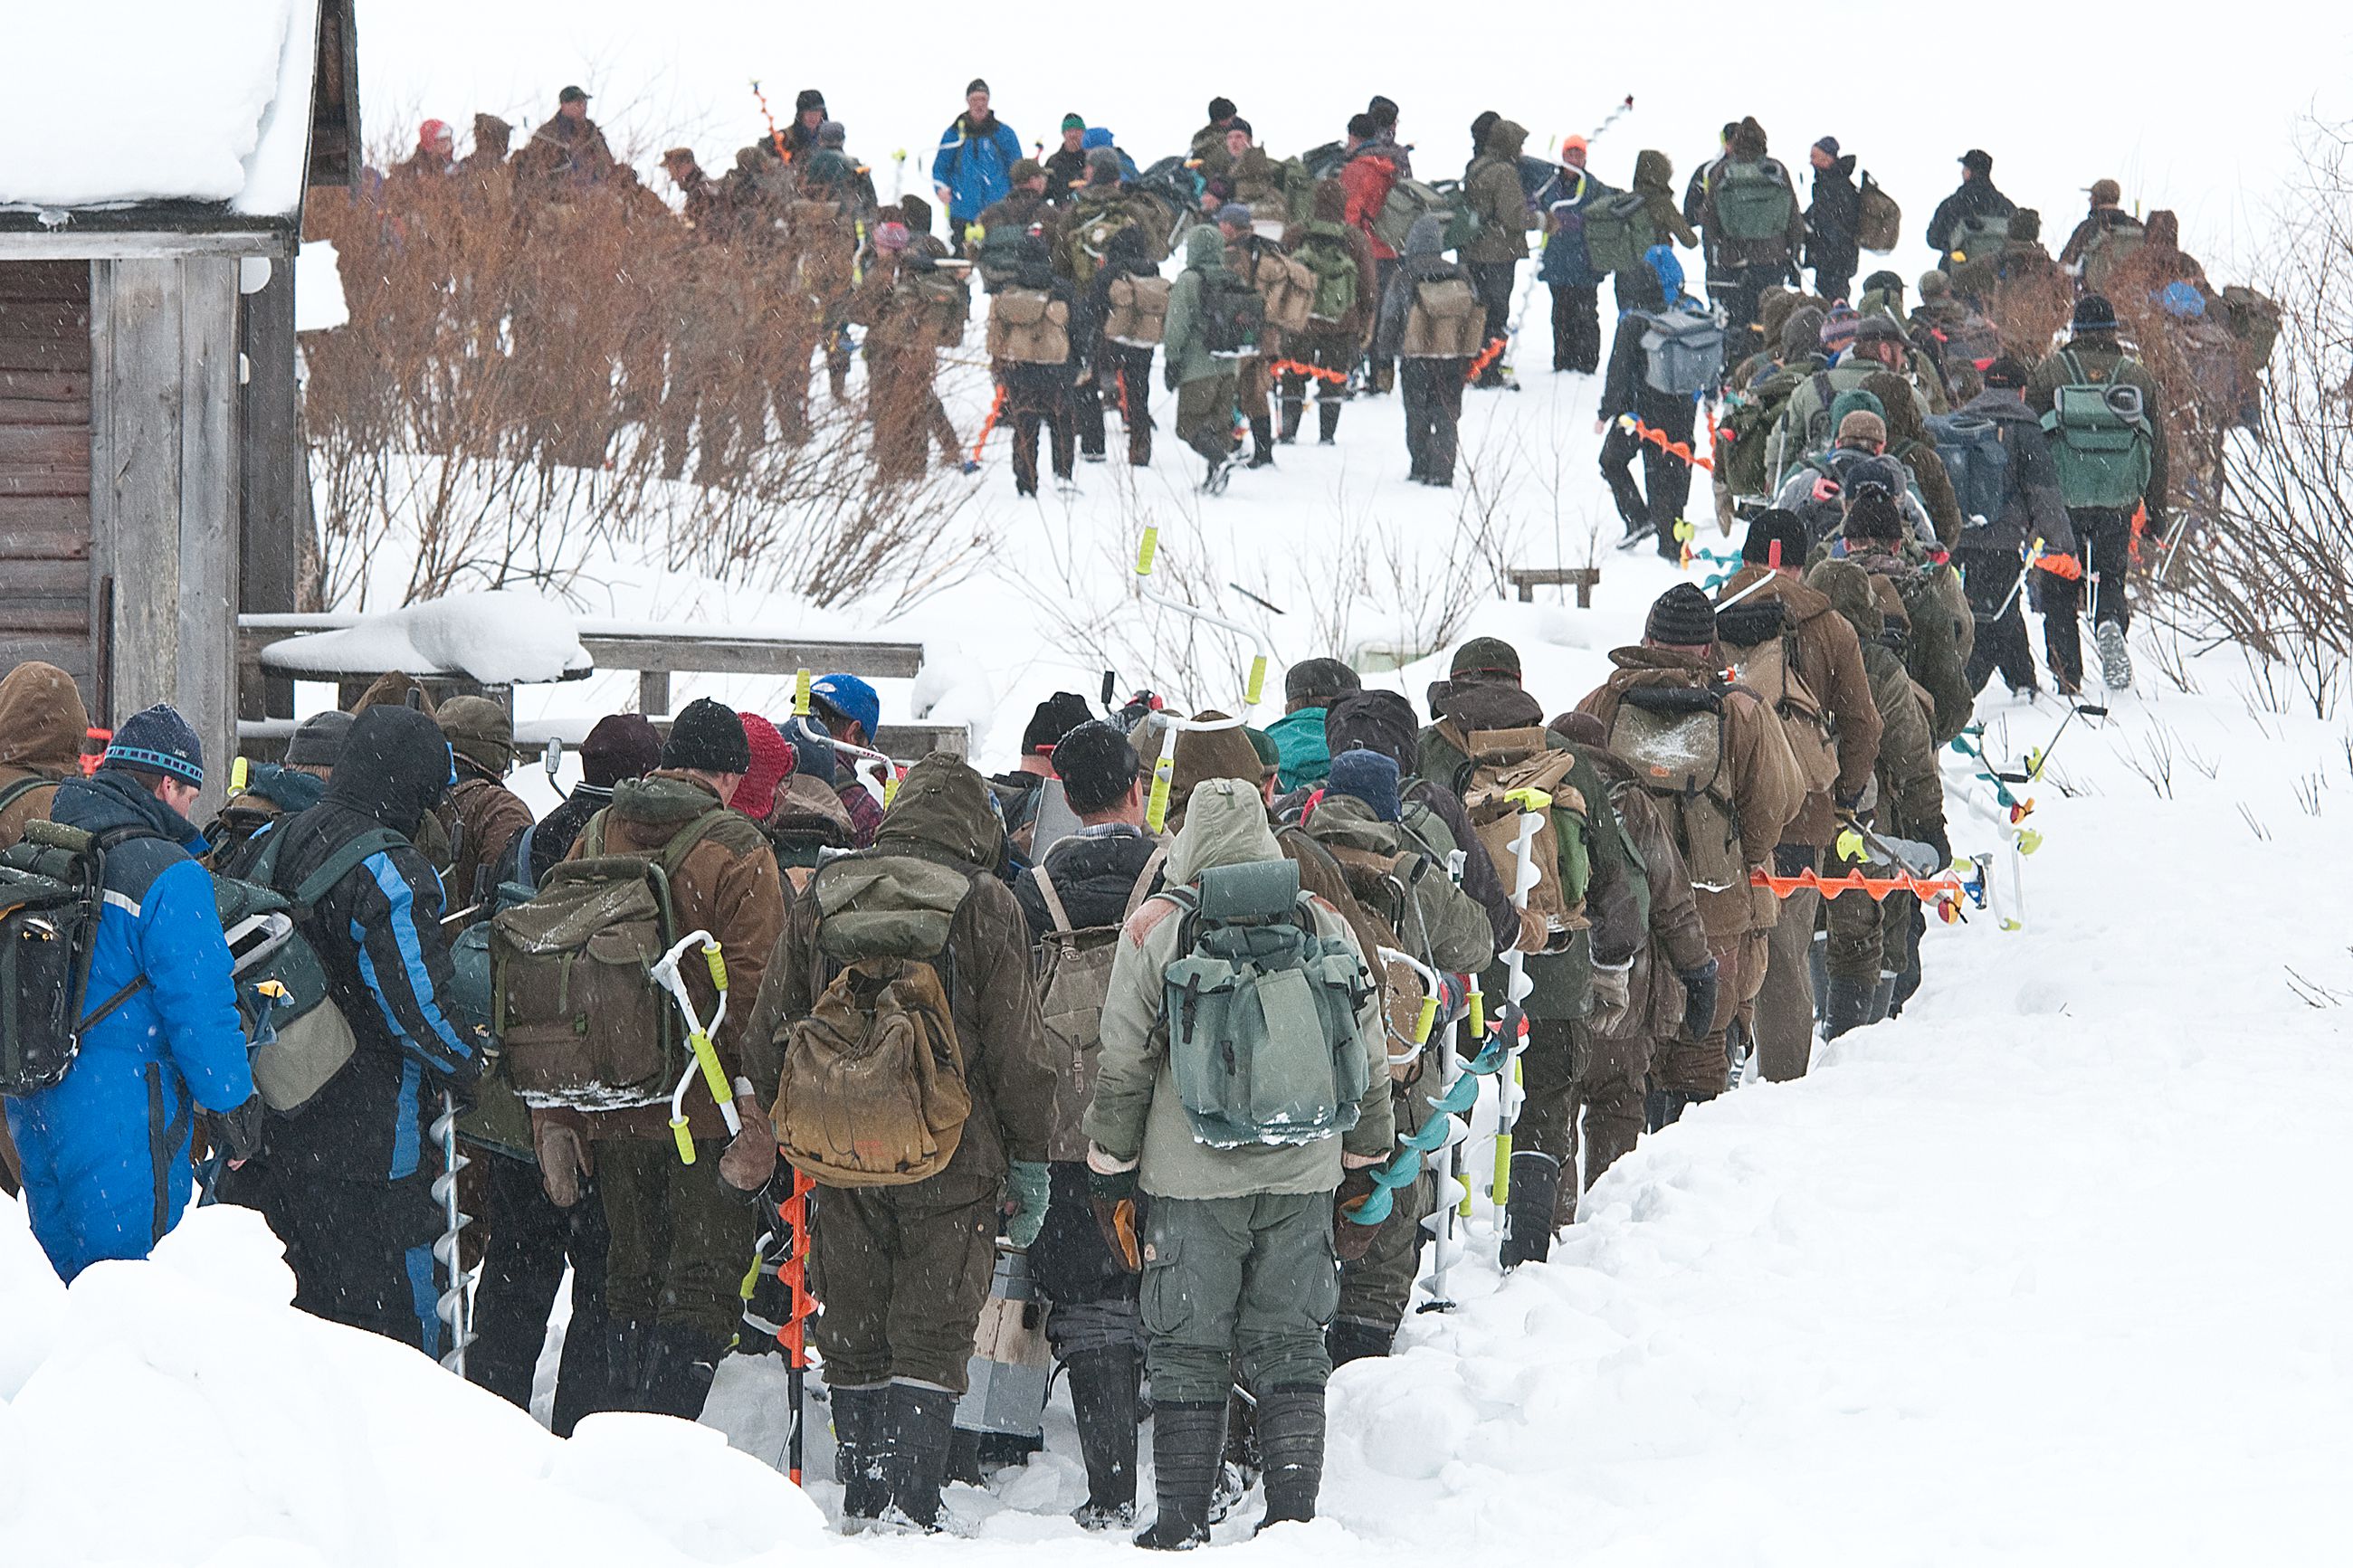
2042,348,2154,511
235,822,411,1112
1200,272,1266,359
1067,194,1141,285
1891,561,1975,745
1579,191,1653,278
1295,222,1361,325
1945,211,2010,262
1373,177,1450,254
2078,216,2147,294
1711,159,1795,242
1157,858,1373,1149
0,810,157,1097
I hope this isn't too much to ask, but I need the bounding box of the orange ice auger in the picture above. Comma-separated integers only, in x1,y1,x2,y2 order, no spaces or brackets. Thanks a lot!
1616,413,1714,471
970,383,1007,463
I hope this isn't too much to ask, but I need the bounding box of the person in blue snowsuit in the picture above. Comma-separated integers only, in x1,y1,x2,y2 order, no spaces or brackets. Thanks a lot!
5,705,254,1283
218,704,482,1354
1535,138,1613,374
932,79,1023,253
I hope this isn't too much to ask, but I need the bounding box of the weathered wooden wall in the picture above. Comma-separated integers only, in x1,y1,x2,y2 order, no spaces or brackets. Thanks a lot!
0,262,95,714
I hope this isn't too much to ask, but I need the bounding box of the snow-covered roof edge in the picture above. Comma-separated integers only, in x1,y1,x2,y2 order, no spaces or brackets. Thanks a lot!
233,0,322,219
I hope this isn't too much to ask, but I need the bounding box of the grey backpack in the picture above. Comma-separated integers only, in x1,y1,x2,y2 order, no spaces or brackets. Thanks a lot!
1641,308,1726,396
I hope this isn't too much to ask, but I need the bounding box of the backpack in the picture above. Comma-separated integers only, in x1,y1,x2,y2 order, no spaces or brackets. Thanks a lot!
1400,275,1484,358
1946,211,2009,261
1888,562,1974,744
1449,726,1590,947
1156,858,1373,1149
2079,216,2148,294
0,813,160,1097
987,287,1072,365
1029,848,1166,1160
1199,272,1266,358
1714,601,1841,799
1104,273,1172,347
1926,413,2010,528
1580,192,1654,278
896,270,970,349
1857,172,1900,253
1934,310,2002,373
235,822,413,1112
1720,364,1809,499
1373,177,1451,255
489,808,729,1111
1640,308,1726,396
1248,245,1317,336
2217,284,2282,368
2041,348,2154,510
1067,195,1141,286
1295,223,1361,326
1605,682,1746,896
1712,159,1796,243
775,851,976,1186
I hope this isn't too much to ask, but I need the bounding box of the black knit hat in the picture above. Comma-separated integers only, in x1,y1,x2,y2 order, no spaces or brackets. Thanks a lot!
1983,355,2031,390
1284,657,1360,708
1644,584,1719,648
103,704,205,787
285,709,355,768
1959,147,1993,176
1052,720,1140,815
1742,508,1810,568
662,698,750,774
1208,96,1237,123
966,78,990,97
1845,489,1906,543
580,713,662,787
1021,690,1094,755
1367,95,1399,129
2072,293,2119,335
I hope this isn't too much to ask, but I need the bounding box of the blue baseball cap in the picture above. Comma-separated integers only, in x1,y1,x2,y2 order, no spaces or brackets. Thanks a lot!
808,673,881,743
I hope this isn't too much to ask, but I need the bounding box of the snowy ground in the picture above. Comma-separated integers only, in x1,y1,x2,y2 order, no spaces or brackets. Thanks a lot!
17,254,2353,1562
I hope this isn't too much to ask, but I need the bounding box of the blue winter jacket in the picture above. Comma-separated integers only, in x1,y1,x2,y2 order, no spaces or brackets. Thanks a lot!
5,769,249,1281
932,113,1024,223
1537,167,1615,289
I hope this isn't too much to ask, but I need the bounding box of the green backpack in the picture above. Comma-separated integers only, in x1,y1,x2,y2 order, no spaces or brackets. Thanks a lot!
1579,192,1653,278
2042,349,2154,511
1945,211,2010,262
1891,561,1976,746
1067,195,1141,285
2078,216,2147,294
0,808,155,1097
1157,858,1372,1149
1711,159,1795,242
1295,223,1361,325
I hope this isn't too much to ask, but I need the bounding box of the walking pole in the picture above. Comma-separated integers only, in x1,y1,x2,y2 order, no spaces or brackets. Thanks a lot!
430,1090,474,1374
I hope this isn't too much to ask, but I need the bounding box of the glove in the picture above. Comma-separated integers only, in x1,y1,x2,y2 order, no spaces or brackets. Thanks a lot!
1004,1160,1051,1250
1586,958,1634,1037
203,1092,265,1166
719,1090,779,1193
1678,957,1721,1044
2144,508,2168,543
534,1115,593,1209
1088,1164,1142,1272
1333,1166,1381,1262
1513,904,1549,955
1923,821,1953,870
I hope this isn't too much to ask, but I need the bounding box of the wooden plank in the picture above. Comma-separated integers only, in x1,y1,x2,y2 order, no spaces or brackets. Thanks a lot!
0,370,91,400
0,299,91,337
0,425,90,464
0,604,90,633
0,262,89,300
0,337,90,373
0,557,89,596
578,632,925,679
0,232,290,261
0,632,90,677
98,258,183,740
0,396,90,425
238,261,301,723
176,256,242,811
639,670,670,715
0,517,91,554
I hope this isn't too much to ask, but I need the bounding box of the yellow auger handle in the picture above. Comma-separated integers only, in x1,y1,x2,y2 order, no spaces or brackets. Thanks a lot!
1468,984,1485,1038
1503,785,1553,814
1414,993,1439,1047
691,1030,730,1111
793,669,812,718
1835,828,1868,863
1146,752,1174,834
881,772,900,808
1135,526,1159,577
672,1117,697,1164
700,939,728,995
1244,654,1268,709
230,755,250,794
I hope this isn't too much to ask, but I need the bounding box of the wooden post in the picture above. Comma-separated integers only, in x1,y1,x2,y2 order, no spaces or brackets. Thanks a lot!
239,260,302,724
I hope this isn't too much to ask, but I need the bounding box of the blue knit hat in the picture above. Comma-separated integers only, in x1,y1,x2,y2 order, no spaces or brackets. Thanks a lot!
808,673,881,744
1326,747,1402,823
103,704,205,787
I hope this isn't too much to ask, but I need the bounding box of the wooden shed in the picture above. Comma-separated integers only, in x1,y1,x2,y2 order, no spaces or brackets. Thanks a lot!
0,0,357,803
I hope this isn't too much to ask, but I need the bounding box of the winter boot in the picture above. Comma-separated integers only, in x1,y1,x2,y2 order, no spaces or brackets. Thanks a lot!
638,1322,728,1421
1065,1346,1140,1530
1248,415,1277,468
833,1383,892,1525
603,1317,654,1413
1498,1151,1562,1269
2094,619,2133,690
1822,974,1875,1041
1318,399,1341,444
882,1381,959,1531
1326,1317,1394,1368
1136,1402,1227,1550
1278,400,1303,444
1254,1386,1327,1532
1868,971,1899,1026
1808,930,1831,1026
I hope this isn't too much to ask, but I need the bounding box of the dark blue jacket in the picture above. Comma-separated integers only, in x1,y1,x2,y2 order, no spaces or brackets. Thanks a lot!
5,769,247,1280
932,113,1023,223
1537,167,1615,289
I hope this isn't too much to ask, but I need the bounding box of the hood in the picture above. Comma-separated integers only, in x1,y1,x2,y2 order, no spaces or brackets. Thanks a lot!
1780,305,1827,358
1324,689,1419,771
1961,387,2037,426
326,705,452,837
1403,212,1448,258
1645,243,1685,300
1805,559,1882,639
1861,370,1923,441
1425,676,1542,734
769,771,856,841
1607,645,1720,675
1634,148,1673,195
1265,707,1333,792
874,752,1004,870
1184,225,1228,271
56,768,203,850
1301,791,1399,855
1165,777,1281,885
1831,152,1856,180
2146,210,2179,248
1717,568,1831,635
1730,117,1767,158
243,763,328,816
349,670,436,717
1482,119,1528,160
0,660,88,774
1138,710,1263,827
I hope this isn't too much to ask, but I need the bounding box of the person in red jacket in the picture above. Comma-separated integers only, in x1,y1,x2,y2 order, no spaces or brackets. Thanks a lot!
1339,112,1400,394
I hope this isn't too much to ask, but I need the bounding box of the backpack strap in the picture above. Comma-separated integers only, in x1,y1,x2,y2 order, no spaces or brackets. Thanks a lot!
291,826,410,913
1124,845,1170,917
0,774,49,822
654,807,732,881
1029,863,1074,934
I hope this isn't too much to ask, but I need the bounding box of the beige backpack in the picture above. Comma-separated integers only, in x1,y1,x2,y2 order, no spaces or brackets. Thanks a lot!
1252,250,1317,335
1446,725,1590,948
1721,621,1840,799
1104,274,1172,347
987,287,1072,365
1028,848,1166,1159
1402,277,1485,358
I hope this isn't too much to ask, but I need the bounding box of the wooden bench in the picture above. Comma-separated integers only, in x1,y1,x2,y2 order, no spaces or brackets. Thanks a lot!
1506,566,1602,608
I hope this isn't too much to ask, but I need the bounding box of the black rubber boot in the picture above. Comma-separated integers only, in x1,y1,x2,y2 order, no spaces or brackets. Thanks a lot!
1254,1386,1327,1532
1277,399,1302,443
1136,1402,1227,1550
1868,971,1899,1025
604,1317,653,1413
638,1322,728,1421
1498,1151,1562,1269
1822,975,1876,1041
884,1382,959,1531
1066,1346,1140,1529
833,1384,891,1524
1326,1317,1394,1368
1248,414,1277,468
1318,399,1341,443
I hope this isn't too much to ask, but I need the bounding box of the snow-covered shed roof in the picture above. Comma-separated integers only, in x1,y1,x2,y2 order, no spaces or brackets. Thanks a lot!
0,0,353,235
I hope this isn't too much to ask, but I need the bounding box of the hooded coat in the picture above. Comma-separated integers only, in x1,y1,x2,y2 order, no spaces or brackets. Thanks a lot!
1461,119,1535,264
1536,163,1616,288
1954,385,2074,556
1324,689,1517,954
1633,149,1700,252
1339,141,1400,261
1700,119,1805,269
1282,182,1381,347
1372,214,1472,361
1161,224,1238,387
1863,369,1966,546
1081,779,1393,1200
1805,151,1861,284
0,660,88,851
1806,561,1948,850
1567,740,1713,1042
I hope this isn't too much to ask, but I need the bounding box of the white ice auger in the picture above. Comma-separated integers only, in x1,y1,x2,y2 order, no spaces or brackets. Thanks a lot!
650,929,743,1165
430,1090,474,1374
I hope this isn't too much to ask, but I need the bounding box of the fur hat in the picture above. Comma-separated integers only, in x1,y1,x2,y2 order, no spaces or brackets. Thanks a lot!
1450,636,1521,681
1742,508,1810,568
1022,691,1094,755
1837,409,1889,446
436,695,514,778
285,709,356,769
1283,658,1361,709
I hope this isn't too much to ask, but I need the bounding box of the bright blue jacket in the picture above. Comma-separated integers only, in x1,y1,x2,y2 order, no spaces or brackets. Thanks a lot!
932,113,1023,222
5,770,249,1281
1267,708,1334,794
1538,167,1615,289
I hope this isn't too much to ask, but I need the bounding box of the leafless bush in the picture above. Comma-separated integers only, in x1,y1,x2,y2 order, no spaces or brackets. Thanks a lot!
2116,721,2177,799
2237,802,2272,841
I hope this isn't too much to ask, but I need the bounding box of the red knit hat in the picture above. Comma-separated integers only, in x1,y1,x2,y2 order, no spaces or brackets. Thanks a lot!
732,714,791,820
